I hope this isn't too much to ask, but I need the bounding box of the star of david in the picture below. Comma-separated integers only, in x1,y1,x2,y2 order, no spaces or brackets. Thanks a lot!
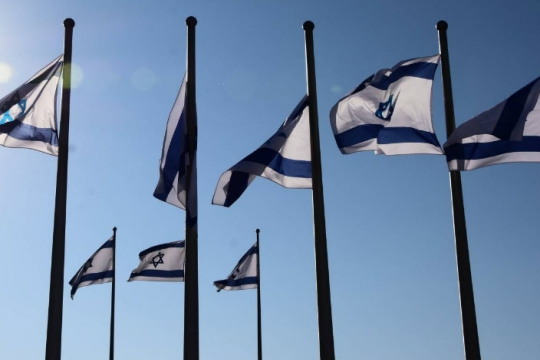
82,259,93,274
151,252,165,268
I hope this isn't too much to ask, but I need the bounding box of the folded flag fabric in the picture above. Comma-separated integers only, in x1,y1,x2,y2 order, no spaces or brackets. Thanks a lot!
0,55,63,155
212,96,312,207
69,237,114,299
330,55,442,155
214,243,258,292
153,74,198,232
444,76,540,171
128,240,185,282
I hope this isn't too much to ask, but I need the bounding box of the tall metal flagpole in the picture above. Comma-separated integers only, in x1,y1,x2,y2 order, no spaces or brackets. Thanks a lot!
256,229,262,360
45,17,75,360
436,20,482,360
302,21,336,360
109,227,117,360
184,15,199,360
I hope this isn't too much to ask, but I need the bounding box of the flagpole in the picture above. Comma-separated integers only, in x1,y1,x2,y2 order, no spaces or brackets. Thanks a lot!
45,17,75,360
302,21,335,360
184,15,199,360
437,20,482,360
256,229,262,360
109,227,117,360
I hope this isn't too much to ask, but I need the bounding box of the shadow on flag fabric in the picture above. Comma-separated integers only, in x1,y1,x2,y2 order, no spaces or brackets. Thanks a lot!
214,243,258,292
153,74,197,232
128,240,185,282
212,96,312,207
444,76,540,171
69,237,114,299
330,55,442,155
0,55,63,155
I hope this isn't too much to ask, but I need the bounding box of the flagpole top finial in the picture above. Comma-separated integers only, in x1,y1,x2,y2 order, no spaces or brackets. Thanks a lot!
303,21,315,31
186,16,197,26
256,229,260,234
64,18,75,28
113,226,117,232
436,20,448,31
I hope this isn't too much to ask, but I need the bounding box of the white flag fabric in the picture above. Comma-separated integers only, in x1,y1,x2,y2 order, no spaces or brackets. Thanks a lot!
444,76,540,171
214,243,258,292
330,55,442,155
69,237,114,299
212,96,312,207
153,74,197,232
128,240,185,282
0,55,63,155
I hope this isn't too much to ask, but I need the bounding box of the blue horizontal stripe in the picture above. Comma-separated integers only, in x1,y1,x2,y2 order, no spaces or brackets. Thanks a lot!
243,147,311,178
139,241,184,257
78,270,113,283
335,124,383,149
214,276,258,288
367,61,438,92
98,239,114,250
0,120,58,146
224,171,250,207
130,269,184,279
444,136,540,161
285,96,308,123
377,127,441,147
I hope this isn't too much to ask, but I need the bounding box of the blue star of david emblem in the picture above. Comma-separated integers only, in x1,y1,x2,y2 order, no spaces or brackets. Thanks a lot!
375,93,399,121
82,259,93,274
151,252,165,268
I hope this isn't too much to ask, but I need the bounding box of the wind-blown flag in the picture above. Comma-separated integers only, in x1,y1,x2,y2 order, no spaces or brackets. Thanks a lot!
212,96,312,207
330,55,442,155
69,237,114,299
128,240,185,282
153,74,197,231
0,55,63,155
444,76,540,171
214,243,258,291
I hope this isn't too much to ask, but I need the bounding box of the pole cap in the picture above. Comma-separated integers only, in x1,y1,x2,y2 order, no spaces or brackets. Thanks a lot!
113,226,117,232
303,21,315,31
186,16,197,26
64,18,75,28
436,20,448,30
256,229,260,234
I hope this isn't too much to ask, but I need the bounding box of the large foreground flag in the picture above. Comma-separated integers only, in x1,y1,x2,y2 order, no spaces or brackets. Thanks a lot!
212,96,312,207
153,74,197,231
0,55,63,155
330,55,442,155
128,240,185,282
69,237,114,299
444,76,540,171
214,243,258,291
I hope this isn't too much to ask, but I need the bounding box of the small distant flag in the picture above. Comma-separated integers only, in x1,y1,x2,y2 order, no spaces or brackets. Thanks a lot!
0,55,63,155
330,55,442,155
69,237,114,299
212,96,312,207
128,240,185,282
153,75,198,232
444,76,540,171
214,243,258,292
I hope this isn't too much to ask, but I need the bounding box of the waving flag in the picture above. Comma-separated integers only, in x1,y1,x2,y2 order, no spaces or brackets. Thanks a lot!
214,243,258,291
330,55,442,155
0,55,63,155
444,76,540,170
128,240,185,282
69,237,114,299
212,96,312,207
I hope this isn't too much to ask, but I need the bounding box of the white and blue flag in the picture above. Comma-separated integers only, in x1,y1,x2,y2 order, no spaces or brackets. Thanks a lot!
444,76,540,171
153,75,197,232
330,55,442,155
0,55,63,155
214,243,258,291
69,237,114,299
212,96,312,207
128,240,185,282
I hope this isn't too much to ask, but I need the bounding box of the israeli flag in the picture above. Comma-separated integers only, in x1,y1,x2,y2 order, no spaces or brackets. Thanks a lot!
0,55,63,155
128,240,185,282
214,243,258,291
153,74,197,232
69,237,114,299
212,96,312,207
330,55,442,155
444,76,540,171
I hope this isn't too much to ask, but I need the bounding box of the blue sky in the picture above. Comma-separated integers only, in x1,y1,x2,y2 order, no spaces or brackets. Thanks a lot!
1,1,540,359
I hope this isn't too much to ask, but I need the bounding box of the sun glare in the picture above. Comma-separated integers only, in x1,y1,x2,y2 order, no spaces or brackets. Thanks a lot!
0,63,13,83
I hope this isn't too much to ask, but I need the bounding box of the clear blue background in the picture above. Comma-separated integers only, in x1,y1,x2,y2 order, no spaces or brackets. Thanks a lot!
1,1,539,359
